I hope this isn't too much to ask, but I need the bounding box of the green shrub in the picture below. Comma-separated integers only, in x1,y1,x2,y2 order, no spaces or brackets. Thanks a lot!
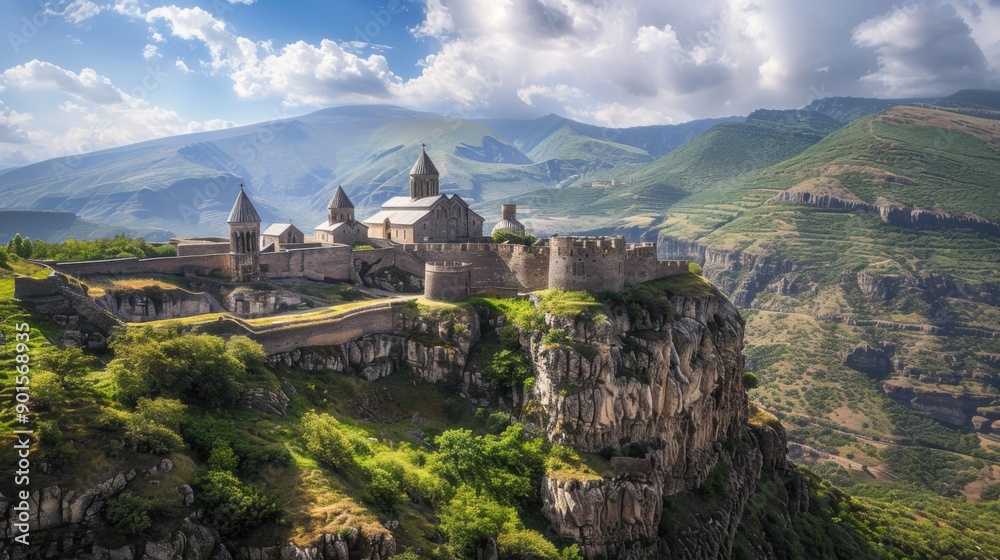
197,470,277,536
484,349,531,390
540,328,569,347
104,492,152,535
225,335,266,372
99,398,186,454
109,330,246,407
560,544,583,560
31,371,66,410
301,411,354,469
439,486,517,556
364,467,402,513
688,261,703,275
39,347,95,390
492,230,537,246
497,525,560,560
208,440,239,472
30,234,175,262
981,483,1000,501
432,425,546,504
743,371,760,389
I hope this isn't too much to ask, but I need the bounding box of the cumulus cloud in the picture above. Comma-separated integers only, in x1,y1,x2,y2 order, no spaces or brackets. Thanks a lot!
143,44,161,60
0,60,126,105
49,0,103,25
145,5,400,105
0,60,233,164
0,102,32,145
853,2,997,96
175,59,192,73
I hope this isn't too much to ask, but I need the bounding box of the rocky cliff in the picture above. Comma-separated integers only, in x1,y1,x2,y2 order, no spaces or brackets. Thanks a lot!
521,286,779,559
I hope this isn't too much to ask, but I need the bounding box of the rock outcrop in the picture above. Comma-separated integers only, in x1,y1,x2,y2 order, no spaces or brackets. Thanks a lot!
526,287,761,558
844,343,896,377
882,381,997,429
267,308,480,383
95,286,223,322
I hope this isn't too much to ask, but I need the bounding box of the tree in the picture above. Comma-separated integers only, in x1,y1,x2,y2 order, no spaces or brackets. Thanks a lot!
301,411,354,469
39,347,95,390
439,486,517,556
197,470,277,536
225,335,266,372
104,492,152,535
31,371,67,410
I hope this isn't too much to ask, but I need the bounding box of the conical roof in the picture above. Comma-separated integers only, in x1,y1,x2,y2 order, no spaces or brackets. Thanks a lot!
409,145,439,176
227,187,261,223
327,185,354,209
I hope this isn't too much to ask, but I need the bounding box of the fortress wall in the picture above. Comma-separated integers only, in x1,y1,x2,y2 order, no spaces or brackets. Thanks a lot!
52,253,231,277
548,236,627,293
14,273,66,299
402,243,524,291
254,304,396,355
425,262,473,302
177,242,229,256
259,245,352,281
497,244,550,292
353,247,428,283
625,243,691,285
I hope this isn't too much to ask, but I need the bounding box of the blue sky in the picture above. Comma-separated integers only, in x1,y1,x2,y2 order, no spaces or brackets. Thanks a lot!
0,0,998,168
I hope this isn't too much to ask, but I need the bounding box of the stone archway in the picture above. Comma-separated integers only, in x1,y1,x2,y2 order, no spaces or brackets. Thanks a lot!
447,218,458,241
383,218,392,240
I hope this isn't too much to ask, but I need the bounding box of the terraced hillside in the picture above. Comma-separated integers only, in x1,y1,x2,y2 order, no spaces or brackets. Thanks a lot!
651,105,1000,503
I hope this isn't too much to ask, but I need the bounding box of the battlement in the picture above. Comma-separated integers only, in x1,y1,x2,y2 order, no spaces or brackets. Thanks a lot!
550,235,627,255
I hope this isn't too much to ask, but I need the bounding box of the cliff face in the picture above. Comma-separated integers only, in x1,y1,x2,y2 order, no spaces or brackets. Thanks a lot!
523,288,770,559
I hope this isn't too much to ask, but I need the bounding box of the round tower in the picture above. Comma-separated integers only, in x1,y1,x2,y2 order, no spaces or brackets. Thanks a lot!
491,204,526,236
424,261,472,302
328,185,355,223
227,184,262,282
547,236,626,293
409,144,440,199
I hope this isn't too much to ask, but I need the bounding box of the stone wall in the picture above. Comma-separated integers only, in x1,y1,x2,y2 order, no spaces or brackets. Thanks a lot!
176,242,229,256
50,253,231,278
259,245,352,281
424,262,472,302
625,244,689,285
548,236,627,293
252,303,397,355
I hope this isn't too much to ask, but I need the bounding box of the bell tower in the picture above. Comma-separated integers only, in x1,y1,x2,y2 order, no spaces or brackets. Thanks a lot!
227,183,261,282
409,144,440,199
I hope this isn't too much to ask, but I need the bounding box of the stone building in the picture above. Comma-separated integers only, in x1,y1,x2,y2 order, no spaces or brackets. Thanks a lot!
315,185,369,246
363,146,485,243
262,223,304,251
228,186,261,282
491,204,526,236
548,235,627,293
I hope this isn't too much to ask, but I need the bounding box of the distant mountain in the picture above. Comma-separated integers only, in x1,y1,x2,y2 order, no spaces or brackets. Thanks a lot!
0,209,168,244
481,108,842,235
476,113,742,158
0,105,736,238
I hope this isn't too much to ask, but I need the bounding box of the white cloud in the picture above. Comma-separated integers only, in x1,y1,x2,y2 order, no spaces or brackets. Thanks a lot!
413,0,455,39
113,0,143,18
228,0,255,4
0,60,126,105
853,2,996,96
517,84,586,106
0,60,234,165
143,44,161,60
175,59,192,73
50,0,103,25
0,102,32,145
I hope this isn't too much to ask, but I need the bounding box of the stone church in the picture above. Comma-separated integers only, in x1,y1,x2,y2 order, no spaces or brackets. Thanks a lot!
363,146,485,243
314,185,369,246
